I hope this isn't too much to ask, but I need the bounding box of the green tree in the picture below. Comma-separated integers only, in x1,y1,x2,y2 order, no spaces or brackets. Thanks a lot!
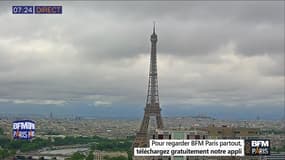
127,149,132,160
90,143,96,151
103,155,111,160
0,149,9,159
0,128,4,135
86,151,94,160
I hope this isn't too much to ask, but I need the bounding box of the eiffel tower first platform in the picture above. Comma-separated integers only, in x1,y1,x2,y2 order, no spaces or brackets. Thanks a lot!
132,23,164,159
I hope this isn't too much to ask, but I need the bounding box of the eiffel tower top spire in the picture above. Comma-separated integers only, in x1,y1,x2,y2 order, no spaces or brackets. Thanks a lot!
151,22,157,43
153,21,156,34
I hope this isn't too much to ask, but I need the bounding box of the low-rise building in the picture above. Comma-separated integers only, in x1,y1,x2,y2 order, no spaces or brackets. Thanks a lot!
205,125,260,139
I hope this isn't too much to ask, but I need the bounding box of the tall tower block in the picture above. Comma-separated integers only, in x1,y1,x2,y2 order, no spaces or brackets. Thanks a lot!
133,23,164,148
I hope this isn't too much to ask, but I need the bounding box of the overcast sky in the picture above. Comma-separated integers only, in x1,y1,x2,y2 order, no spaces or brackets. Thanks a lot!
0,1,284,119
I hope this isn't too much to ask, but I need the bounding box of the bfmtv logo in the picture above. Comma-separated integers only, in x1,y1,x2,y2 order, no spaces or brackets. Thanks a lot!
251,140,269,147
13,121,35,130
245,139,270,156
12,120,35,140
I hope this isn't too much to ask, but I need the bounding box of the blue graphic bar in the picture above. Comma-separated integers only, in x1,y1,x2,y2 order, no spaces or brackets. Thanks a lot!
12,6,33,14
35,6,62,14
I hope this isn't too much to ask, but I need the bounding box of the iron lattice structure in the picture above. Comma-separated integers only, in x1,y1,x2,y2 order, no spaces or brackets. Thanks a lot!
133,24,164,149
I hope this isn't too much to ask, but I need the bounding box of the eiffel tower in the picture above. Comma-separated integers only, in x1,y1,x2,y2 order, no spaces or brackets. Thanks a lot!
133,23,164,151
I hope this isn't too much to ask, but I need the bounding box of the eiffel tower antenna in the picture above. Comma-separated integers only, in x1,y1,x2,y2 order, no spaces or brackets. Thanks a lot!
153,21,156,34
132,23,164,151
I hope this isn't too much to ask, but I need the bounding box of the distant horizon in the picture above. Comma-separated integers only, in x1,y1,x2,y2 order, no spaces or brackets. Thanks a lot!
0,104,283,121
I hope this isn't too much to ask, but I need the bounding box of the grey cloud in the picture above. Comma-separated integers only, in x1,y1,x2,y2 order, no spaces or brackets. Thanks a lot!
0,1,283,110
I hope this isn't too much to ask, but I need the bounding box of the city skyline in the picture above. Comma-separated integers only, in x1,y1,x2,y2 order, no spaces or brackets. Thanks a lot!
0,1,284,120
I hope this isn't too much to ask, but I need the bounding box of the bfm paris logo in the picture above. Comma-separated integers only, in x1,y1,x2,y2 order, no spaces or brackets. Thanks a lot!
245,139,270,156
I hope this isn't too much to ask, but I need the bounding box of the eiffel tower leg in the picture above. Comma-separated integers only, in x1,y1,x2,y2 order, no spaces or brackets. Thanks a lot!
133,114,150,148
140,114,150,133
156,114,164,129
